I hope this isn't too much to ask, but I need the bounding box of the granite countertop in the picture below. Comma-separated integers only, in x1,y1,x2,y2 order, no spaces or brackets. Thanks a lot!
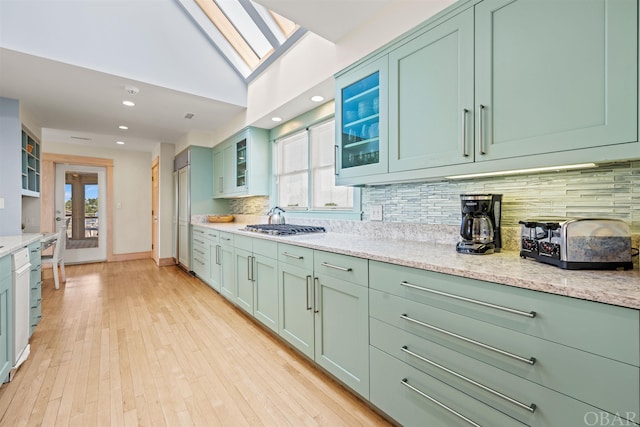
194,222,640,310
0,233,43,258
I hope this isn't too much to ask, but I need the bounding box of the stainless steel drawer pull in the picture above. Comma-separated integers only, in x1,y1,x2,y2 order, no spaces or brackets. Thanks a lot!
400,314,536,366
193,248,205,255
221,237,231,241
282,252,304,260
306,275,312,310
461,108,469,157
400,281,536,318
400,378,481,427
320,262,352,272
401,346,536,413
478,104,486,155
194,238,205,244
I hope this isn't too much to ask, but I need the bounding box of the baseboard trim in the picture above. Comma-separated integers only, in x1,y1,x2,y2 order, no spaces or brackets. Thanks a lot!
158,257,176,267
110,251,152,262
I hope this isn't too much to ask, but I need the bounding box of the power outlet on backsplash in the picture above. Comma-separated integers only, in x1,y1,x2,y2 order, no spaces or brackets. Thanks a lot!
370,204,383,221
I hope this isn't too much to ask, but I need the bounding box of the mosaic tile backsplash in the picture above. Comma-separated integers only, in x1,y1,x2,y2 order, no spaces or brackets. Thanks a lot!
362,161,640,233
224,161,640,250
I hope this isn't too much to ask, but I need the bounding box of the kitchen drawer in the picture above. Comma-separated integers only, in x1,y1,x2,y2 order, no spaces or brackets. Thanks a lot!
278,243,314,270
204,228,219,241
370,261,640,366
252,238,277,259
371,317,639,426
370,346,525,427
219,232,234,247
314,250,368,287
370,289,640,417
234,235,253,252
192,252,210,280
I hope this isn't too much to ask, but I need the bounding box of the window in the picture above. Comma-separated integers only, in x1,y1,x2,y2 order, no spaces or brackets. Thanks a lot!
276,119,353,211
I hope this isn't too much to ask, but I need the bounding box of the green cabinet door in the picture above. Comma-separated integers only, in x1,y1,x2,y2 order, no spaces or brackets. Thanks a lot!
335,56,389,182
475,0,638,161
219,234,235,302
314,273,369,399
253,254,279,333
212,148,224,198
234,248,254,314
28,242,42,334
0,256,12,383
278,262,314,359
389,8,474,172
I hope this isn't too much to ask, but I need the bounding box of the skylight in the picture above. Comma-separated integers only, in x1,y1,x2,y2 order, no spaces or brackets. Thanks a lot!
179,0,305,81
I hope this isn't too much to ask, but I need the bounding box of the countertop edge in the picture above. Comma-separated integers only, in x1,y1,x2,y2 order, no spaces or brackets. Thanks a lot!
0,233,43,258
193,222,640,310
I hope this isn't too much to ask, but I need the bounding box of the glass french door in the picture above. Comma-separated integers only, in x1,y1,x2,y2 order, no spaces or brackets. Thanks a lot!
55,164,107,263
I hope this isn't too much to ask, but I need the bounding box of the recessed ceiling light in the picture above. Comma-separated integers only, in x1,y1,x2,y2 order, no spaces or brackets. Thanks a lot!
116,141,125,145
311,95,324,102
271,116,283,122
122,100,135,107
119,125,129,130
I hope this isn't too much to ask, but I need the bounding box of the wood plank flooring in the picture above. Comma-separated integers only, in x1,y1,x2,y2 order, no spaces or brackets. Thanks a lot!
0,260,392,426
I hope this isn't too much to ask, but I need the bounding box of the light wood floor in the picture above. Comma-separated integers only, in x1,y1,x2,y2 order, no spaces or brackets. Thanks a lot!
0,260,392,426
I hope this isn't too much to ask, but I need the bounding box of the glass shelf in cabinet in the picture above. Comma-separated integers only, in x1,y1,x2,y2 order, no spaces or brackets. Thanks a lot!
344,85,379,104
343,137,379,150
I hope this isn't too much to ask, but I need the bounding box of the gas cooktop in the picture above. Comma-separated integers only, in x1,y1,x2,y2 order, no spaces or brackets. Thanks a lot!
243,224,326,236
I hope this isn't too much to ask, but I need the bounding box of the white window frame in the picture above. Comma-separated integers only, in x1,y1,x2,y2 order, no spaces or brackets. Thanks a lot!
273,118,362,220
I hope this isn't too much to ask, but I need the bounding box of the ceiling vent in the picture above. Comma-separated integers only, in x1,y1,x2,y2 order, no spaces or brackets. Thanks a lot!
184,113,195,119
70,136,92,141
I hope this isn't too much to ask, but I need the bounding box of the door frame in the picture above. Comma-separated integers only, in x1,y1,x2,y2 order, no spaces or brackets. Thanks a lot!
151,156,159,265
41,153,114,262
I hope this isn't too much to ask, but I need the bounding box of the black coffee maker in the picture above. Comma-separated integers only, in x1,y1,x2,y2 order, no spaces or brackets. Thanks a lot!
456,194,502,255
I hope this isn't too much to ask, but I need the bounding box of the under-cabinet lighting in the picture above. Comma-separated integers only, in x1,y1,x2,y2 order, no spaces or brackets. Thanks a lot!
445,163,597,180
122,100,135,107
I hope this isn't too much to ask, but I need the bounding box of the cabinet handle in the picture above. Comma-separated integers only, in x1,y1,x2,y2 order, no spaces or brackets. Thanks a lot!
247,256,252,281
306,275,312,310
401,346,536,413
221,237,231,241
313,277,319,314
193,248,205,255
194,229,204,235
334,145,339,176
282,252,303,260
194,238,205,244
400,379,481,427
400,314,536,366
215,245,220,265
400,281,536,318
251,256,255,282
478,104,486,155
320,262,352,272
461,108,469,157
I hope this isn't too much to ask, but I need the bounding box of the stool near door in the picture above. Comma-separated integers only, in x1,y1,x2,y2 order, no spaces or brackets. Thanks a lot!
42,226,67,289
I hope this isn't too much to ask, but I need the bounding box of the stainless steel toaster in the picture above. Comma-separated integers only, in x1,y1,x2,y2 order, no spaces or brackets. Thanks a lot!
519,218,633,270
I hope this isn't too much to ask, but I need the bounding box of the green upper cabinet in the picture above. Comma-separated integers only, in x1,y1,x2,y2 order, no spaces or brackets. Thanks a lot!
21,129,41,197
335,57,389,182
389,8,474,172
475,0,638,161
213,127,270,198
334,0,639,185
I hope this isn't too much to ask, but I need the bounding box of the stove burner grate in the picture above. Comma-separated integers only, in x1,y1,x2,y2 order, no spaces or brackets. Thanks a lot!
244,224,326,236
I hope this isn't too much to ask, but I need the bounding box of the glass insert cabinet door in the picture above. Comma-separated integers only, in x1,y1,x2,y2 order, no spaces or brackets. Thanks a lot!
335,57,388,181
236,138,247,187
342,72,379,168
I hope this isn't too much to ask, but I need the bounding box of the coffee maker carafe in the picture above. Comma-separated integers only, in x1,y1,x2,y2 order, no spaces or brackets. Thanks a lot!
456,194,502,254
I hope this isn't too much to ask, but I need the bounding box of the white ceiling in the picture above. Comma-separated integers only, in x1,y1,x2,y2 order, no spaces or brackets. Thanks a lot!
0,0,450,152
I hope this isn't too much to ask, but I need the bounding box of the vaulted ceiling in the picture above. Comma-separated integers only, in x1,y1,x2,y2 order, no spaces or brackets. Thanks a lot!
0,0,453,151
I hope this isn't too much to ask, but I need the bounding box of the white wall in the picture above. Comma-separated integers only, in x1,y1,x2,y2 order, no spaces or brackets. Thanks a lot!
43,141,152,256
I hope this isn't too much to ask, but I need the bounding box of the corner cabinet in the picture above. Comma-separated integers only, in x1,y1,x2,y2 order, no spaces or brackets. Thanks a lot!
213,127,270,198
335,0,639,185
335,57,388,183
21,129,41,197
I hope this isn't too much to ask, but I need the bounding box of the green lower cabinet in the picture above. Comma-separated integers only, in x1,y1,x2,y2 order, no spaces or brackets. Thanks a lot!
28,242,42,334
219,233,235,301
313,273,369,399
0,256,12,383
234,248,254,314
277,245,370,399
252,254,278,333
